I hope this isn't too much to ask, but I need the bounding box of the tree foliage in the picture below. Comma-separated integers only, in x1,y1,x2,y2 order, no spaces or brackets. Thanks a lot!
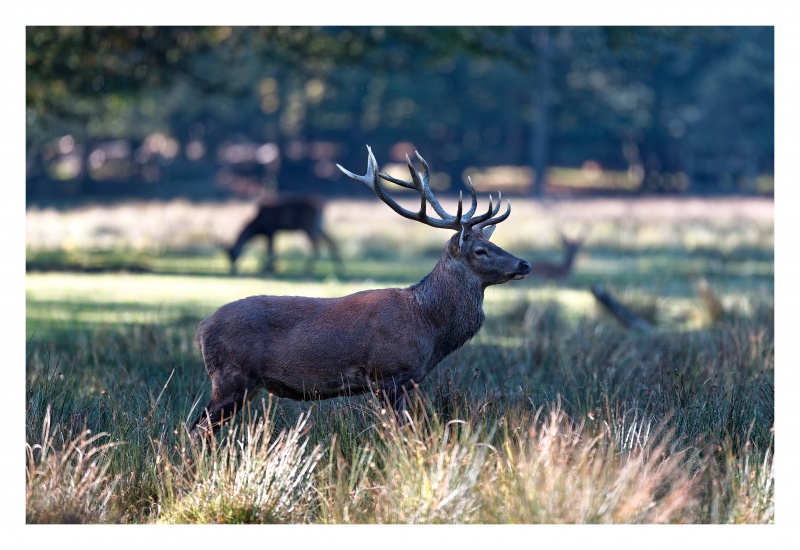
26,26,774,200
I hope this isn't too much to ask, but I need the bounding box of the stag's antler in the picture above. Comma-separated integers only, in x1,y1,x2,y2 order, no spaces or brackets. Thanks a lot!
337,145,511,235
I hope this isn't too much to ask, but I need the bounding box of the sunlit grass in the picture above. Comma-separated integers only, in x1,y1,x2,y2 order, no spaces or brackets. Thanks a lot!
25,196,773,524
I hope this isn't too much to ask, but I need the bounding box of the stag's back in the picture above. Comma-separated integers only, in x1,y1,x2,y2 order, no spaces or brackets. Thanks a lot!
194,289,434,397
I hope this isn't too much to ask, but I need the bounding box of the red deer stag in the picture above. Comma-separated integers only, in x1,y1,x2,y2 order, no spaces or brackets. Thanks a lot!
529,233,583,280
227,195,342,275
189,146,531,435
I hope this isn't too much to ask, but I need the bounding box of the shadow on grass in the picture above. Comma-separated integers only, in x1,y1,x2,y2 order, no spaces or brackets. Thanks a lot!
26,298,203,343
27,248,773,294
26,247,437,285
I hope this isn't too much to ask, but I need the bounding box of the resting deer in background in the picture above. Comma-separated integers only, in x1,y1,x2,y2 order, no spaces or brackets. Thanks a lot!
227,195,342,275
529,233,583,280
189,146,531,436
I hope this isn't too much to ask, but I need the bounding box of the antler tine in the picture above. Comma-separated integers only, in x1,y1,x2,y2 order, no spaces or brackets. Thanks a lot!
339,146,512,233
336,145,380,192
411,151,456,221
475,199,512,231
377,150,459,224
492,191,503,217
376,152,431,193
372,168,431,223
465,193,495,226
377,161,416,189
467,188,506,227
339,146,459,230
462,176,478,220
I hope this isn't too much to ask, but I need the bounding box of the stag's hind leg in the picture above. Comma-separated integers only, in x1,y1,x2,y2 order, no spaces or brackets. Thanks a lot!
189,372,261,437
189,396,242,437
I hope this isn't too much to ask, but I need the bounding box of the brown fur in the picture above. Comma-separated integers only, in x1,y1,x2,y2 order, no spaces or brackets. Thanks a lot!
190,147,531,435
190,229,530,434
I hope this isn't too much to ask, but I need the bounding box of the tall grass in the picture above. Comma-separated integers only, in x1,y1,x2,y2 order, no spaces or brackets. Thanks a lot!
25,197,774,523
155,403,322,524
26,406,120,523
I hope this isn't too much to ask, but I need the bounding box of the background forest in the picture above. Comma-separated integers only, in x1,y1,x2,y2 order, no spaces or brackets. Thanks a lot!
26,26,774,203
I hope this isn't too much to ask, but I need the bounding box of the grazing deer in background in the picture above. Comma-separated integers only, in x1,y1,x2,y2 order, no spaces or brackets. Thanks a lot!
189,146,531,436
529,233,583,280
227,195,342,275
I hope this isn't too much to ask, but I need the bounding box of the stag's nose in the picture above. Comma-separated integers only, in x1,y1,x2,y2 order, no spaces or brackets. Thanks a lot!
510,260,531,280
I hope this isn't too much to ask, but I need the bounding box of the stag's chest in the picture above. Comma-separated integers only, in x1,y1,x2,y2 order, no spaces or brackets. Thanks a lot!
427,306,485,366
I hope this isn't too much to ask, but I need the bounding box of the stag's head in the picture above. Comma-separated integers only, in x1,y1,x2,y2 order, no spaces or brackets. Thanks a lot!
337,146,531,287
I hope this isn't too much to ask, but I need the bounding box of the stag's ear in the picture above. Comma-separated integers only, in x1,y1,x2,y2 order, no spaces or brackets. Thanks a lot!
450,226,468,254
482,225,497,240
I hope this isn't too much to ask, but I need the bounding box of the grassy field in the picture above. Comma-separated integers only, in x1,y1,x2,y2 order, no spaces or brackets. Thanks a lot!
25,196,774,524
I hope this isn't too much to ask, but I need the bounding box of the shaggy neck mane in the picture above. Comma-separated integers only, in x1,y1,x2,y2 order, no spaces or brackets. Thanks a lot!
410,256,485,362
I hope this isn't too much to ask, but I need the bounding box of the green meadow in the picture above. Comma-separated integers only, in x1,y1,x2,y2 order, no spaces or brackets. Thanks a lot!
25,197,774,524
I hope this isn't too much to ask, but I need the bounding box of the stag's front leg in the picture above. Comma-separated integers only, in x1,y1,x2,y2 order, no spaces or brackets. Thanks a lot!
383,383,413,426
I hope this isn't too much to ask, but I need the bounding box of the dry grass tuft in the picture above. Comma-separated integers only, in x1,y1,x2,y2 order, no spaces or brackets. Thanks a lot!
483,407,700,523
314,400,714,524
26,406,120,523
155,403,322,524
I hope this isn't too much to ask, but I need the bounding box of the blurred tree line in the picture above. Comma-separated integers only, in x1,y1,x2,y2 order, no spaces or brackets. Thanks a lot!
26,26,774,203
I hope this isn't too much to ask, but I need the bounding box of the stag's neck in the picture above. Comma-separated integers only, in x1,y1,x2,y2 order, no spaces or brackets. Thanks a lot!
411,258,485,359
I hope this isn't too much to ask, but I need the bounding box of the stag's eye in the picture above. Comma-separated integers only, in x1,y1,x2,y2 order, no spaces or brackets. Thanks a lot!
474,248,488,257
